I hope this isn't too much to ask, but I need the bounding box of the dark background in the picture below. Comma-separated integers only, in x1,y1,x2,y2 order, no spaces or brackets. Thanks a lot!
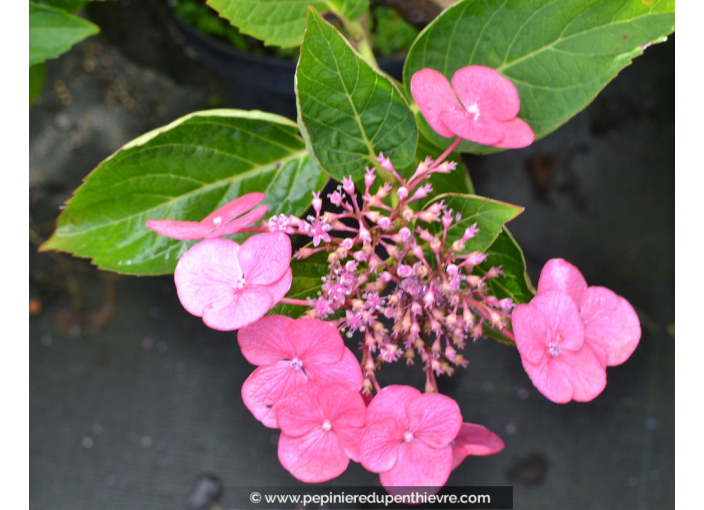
29,1,674,509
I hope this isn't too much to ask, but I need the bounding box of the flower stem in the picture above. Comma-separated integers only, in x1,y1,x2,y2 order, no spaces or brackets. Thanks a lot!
279,298,309,307
429,137,463,171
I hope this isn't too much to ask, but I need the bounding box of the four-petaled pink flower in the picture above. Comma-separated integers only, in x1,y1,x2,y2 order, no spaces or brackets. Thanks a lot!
238,316,363,428
512,290,607,403
360,385,462,490
537,258,641,367
276,381,366,483
411,66,534,148
174,233,292,331
147,192,268,240
451,423,505,470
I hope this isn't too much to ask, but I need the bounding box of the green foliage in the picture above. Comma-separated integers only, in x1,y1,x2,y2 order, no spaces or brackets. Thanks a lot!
404,0,675,153
29,63,47,107
29,1,99,66
426,193,523,255
268,251,330,318
296,9,418,181
370,5,419,57
34,0,90,13
475,228,535,304
207,0,369,48
41,110,327,275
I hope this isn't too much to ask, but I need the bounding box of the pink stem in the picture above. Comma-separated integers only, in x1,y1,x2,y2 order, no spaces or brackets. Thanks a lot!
429,137,463,170
279,297,309,307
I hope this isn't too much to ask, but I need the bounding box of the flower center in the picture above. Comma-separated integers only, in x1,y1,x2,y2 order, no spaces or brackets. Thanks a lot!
232,276,246,292
547,342,561,358
403,431,415,443
290,357,303,370
322,420,332,432
466,102,480,120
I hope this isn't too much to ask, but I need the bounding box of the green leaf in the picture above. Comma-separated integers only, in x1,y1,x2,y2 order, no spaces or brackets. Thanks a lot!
404,0,675,153
475,228,535,304
426,193,523,254
207,0,369,48
29,2,99,66
35,0,90,13
268,250,329,318
29,63,47,107
41,110,327,275
296,8,418,181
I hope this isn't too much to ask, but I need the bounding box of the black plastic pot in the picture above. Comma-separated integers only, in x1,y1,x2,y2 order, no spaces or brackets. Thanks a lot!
170,13,405,120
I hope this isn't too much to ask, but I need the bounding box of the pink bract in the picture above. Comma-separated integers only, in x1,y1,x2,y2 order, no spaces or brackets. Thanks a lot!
451,423,505,470
147,192,268,240
276,382,367,483
238,316,363,428
174,233,292,331
512,291,607,404
410,66,534,149
360,385,462,490
537,258,641,366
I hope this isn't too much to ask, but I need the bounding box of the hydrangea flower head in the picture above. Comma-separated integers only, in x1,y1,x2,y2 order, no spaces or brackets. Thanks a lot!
512,290,607,403
537,258,641,366
174,233,292,331
411,66,534,148
238,316,363,428
276,381,367,483
147,192,268,240
359,385,462,490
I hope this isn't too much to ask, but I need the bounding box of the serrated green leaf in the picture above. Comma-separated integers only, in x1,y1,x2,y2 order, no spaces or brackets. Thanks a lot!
29,63,47,107
268,250,330,318
42,110,327,275
404,0,675,153
29,1,99,66
296,8,418,181
426,193,523,254
207,0,369,48
475,228,535,304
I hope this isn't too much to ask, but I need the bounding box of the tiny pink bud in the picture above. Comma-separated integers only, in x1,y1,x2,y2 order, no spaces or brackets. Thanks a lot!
376,153,395,172
341,238,354,250
345,261,357,272
328,190,343,205
484,266,503,279
399,227,412,242
397,187,409,200
397,264,413,278
430,236,442,253
311,191,322,215
377,216,392,230
342,176,355,195
462,223,480,241
465,252,488,266
364,167,376,188
380,271,393,283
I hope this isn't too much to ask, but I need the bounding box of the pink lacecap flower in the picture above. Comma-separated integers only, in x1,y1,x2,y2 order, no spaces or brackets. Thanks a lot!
238,316,363,428
147,192,268,240
174,233,292,331
276,381,366,483
359,385,462,492
512,290,607,403
411,66,534,149
451,423,505,470
536,258,641,367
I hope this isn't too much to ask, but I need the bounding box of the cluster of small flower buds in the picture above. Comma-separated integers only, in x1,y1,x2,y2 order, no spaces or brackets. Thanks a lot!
264,153,515,394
